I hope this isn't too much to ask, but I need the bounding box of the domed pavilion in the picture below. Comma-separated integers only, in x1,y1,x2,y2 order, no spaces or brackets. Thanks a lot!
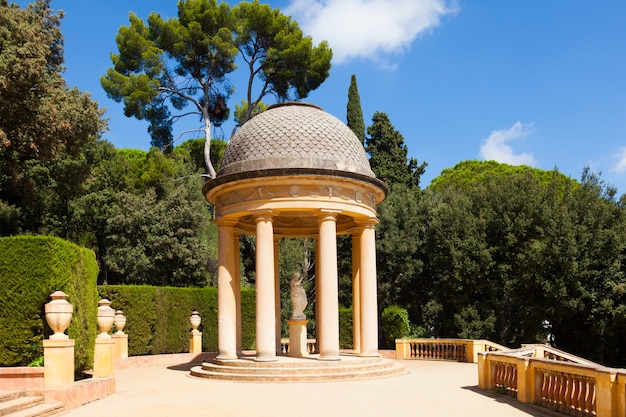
203,102,387,364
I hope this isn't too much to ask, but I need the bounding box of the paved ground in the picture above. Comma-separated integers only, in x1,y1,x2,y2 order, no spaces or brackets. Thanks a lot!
62,359,554,417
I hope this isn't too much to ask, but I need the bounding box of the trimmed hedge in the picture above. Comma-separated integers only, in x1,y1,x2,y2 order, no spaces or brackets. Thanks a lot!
339,306,353,349
0,236,98,372
97,285,257,355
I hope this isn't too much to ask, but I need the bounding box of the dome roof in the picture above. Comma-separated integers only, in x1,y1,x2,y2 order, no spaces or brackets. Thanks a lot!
216,102,376,179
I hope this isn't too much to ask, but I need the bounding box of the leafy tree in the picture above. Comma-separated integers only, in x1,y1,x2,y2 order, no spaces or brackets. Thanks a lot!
232,0,332,125
417,161,626,365
0,0,105,234
346,74,365,143
106,182,212,286
101,0,237,178
365,112,426,188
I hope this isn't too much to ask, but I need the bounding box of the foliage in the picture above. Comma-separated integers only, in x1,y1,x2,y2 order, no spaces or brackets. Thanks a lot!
106,183,213,286
381,305,410,349
0,236,98,373
375,183,425,313
101,0,236,176
339,306,353,349
98,285,257,354
232,0,332,124
416,161,626,365
0,0,105,234
365,112,426,189
346,74,365,143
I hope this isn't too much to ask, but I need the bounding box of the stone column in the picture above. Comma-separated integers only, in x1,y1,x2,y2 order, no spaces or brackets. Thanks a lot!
217,219,238,360
351,233,361,354
314,237,321,354
317,210,340,361
253,211,277,362
274,237,282,354
358,218,380,357
233,231,242,356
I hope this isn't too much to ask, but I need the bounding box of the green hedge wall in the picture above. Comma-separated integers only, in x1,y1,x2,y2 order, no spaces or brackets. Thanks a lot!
97,285,257,355
0,236,98,372
339,306,353,349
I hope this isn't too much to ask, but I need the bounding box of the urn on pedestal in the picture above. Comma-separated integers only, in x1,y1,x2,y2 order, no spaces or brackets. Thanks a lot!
190,311,201,333
44,291,73,340
113,310,126,335
97,299,115,339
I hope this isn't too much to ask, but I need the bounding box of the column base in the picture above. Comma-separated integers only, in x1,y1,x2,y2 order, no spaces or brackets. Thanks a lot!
287,319,308,358
254,353,277,362
317,354,341,361
357,351,380,358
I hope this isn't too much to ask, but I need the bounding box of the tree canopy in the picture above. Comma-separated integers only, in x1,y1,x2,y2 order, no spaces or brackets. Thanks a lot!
365,112,426,188
101,0,332,177
0,0,105,234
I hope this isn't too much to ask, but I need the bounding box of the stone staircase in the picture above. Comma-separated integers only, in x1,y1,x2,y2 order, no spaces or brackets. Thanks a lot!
190,354,407,382
0,391,64,417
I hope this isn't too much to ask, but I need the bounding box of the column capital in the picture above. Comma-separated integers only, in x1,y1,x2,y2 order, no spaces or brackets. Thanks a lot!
249,209,277,222
215,217,239,228
355,217,379,228
315,208,341,221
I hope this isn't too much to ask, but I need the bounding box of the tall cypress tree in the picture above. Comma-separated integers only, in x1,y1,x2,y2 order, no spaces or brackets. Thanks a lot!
346,74,365,144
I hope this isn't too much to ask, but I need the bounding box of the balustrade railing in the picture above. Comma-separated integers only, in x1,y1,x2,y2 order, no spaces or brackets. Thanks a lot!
280,339,317,355
477,348,626,417
395,338,508,363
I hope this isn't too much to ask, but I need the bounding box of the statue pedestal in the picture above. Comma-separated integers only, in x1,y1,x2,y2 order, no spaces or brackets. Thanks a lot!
287,319,308,358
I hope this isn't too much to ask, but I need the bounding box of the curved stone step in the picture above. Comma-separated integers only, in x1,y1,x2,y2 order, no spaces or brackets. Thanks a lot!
189,356,407,382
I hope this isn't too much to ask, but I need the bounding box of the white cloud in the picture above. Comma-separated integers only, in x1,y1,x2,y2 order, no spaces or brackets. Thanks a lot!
479,122,537,166
611,147,626,173
284,0,457,65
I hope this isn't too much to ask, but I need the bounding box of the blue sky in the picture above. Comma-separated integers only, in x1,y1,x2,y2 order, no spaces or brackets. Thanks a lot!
16,0,626,192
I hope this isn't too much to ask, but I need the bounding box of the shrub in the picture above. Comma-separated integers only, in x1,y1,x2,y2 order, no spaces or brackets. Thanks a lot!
381,305,410,349
339,306,353,349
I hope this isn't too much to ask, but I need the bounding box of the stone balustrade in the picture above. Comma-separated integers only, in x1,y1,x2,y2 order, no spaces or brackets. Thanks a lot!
280,338,317,355
395,338,508,363
478,345,626,417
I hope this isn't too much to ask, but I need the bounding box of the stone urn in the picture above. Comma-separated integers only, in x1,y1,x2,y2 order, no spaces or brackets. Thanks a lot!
97,299,115,339
44,291,73,340
190,311,201,333
113,310,126,334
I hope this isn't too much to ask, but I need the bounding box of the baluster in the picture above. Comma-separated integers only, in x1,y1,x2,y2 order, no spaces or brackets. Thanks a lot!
589,380,596,415
512,365,518,392
570,376,579,412
563,375,571,411
557,374,566,410
546,373,555,405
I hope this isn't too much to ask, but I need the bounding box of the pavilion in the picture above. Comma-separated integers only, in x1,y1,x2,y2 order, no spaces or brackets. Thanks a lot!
202,102,387,363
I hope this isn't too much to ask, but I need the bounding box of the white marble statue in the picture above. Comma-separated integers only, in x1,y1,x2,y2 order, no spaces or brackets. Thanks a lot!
290,271,307,320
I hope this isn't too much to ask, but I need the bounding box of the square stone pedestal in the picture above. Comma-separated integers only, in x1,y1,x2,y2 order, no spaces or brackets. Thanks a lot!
112,333,128,360
43,339,75,389
287,319,309,358
94,338,115,378
189,331,202,354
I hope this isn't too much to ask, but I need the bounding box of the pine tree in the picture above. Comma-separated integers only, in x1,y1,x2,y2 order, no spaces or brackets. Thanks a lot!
346,74,365,143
